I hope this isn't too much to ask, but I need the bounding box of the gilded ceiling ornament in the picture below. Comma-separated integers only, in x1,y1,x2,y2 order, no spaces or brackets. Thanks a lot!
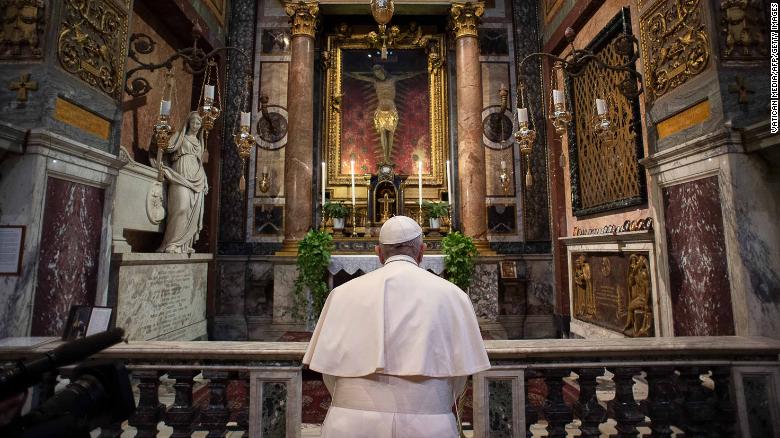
57,0,129,100
449,2,485,39
8,72,37,101
639,0,710,102
284,1,319,38
0,0,45,60
720,0,767,60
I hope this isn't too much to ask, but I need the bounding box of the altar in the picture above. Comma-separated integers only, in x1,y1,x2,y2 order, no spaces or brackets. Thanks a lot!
328,254,445,277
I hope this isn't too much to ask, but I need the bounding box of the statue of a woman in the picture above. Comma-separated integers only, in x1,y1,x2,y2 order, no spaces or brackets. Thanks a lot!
158,111,208,253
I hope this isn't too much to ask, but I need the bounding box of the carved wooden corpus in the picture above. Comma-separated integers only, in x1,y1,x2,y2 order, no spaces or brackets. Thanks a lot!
449,2,484,39
285,0,319,38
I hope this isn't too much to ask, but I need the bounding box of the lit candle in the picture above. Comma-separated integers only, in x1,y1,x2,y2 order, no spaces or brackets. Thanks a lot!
517,108,528,124
321,162,326,207
159,100,171,116
205,85,215,100
418,159,423,209
350,159,356,208
501,160,506,170
553,90,564,105
263,165,268,174
596,98,607,116
240,111,251,127
446,159,452,203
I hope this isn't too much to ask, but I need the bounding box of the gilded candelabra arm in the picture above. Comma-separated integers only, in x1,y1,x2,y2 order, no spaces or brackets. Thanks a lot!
125,26,253,98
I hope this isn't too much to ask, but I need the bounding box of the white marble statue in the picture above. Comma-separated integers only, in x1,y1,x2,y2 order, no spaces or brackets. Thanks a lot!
158,111,208,254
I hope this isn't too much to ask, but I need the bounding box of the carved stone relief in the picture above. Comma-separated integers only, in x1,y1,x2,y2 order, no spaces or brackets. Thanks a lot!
640,0,710,102
57,0,129,100
146,181,165,225
719,0,767,61
0,0,44,60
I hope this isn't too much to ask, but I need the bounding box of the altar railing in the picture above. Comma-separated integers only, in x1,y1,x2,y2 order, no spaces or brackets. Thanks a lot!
1,337,779,437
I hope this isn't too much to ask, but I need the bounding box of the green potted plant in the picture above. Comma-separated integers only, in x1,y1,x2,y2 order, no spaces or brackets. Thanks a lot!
323,201,349,230
441,231,478,291
422,201,449,230
293,229,334,324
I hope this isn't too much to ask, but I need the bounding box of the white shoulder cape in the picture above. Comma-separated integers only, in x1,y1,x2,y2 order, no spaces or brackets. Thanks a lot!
303,256,491,377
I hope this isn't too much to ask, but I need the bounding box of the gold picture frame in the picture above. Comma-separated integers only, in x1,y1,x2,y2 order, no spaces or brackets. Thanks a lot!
324,33,449,190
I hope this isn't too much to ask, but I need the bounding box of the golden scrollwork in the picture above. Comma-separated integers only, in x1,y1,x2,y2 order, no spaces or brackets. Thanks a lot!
449,2,485,40
57,0,129,100
623,254,652,336
284,1,319,38
639,0,710,102
0,0,45,60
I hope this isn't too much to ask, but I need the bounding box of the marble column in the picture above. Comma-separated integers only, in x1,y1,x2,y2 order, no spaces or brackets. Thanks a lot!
280,1,319,253
451,2,489,251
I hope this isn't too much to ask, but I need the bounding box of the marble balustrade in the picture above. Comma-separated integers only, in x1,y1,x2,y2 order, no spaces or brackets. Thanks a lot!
1,336,778,437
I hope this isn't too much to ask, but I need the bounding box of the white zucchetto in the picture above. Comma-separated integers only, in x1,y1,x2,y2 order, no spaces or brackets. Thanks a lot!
378,215,422,244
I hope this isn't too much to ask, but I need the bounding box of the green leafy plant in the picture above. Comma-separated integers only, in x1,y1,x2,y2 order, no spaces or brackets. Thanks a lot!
441,231,478,290
422,200,449,219
293,229,334,321
323,201,350,219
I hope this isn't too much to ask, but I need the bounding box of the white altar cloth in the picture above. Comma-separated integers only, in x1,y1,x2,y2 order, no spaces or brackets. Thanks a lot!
328,255,445,275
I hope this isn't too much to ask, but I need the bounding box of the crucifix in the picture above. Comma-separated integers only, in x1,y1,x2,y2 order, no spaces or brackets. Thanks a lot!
379,192,394,222
9,73,38,102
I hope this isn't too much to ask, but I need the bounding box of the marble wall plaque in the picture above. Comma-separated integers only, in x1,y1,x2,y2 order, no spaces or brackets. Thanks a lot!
114,254,210,340
54,98,111,140
570,251,654,337
656,99,711,139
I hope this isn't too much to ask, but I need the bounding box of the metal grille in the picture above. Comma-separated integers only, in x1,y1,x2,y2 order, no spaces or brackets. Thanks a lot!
569,28,644,215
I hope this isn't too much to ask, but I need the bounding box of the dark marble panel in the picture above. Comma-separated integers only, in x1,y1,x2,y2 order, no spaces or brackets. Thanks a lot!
570,252,654,337
743,374,773,437
31,178,104,336
511,0,550,241
261,381,287,436
218,0,256,244
479,29,509,56
254,205,283,236
488,379,513,437
261,29,291,54
664,176,735,336
488,204,516,234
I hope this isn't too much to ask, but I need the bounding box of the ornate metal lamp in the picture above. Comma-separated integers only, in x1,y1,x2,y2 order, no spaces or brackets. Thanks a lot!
153,70,175,182
198,59,222,143
548,63,572,134
514,82,537,188
233,76,256,192
370,0,394,59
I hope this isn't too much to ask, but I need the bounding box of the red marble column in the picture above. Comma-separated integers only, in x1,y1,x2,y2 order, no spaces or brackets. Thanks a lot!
451,2,488,249
281,1,318,252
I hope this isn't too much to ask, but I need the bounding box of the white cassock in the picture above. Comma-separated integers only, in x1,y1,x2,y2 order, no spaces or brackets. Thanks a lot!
303,254,491,437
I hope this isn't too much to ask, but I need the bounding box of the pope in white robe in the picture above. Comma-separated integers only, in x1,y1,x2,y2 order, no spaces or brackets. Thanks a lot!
303,215,491,437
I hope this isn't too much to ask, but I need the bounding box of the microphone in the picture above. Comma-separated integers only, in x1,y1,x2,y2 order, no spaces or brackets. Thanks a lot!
0,328,125,399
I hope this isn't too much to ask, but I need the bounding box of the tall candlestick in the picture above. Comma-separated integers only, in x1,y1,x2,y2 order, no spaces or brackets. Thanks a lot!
205,85,215,100
159,100,171,116
553,90,564,105
350,160,356,208
517,108,528,124
596,98,607,116
321,162,326,207
418,160,423,209
446,160,452,202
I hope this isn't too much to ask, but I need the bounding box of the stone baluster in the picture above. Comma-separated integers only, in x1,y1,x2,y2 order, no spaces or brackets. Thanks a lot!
165,370,198,438
678,367,712,438
610,367,643,438
576,368,607,438
542,369,574,438
201,370,230,437
525,371,541,438
711,366,735,437
128,371,164,438
645,366,675,438
98,422,124,438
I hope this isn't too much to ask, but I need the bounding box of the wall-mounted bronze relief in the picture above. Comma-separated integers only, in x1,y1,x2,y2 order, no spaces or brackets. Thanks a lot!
0,0,45,60
640,0,710,102
571,252,654,337
57,0,129,100
719,0,767,61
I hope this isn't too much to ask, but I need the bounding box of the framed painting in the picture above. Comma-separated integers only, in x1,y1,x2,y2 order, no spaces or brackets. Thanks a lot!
324,33,448,188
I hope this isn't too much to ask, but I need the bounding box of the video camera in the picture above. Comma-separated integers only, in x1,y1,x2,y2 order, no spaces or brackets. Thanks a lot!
0,328,135,438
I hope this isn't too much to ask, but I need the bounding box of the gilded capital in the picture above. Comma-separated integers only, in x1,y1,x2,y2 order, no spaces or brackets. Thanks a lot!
285,1,319,38
450,2,485,39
